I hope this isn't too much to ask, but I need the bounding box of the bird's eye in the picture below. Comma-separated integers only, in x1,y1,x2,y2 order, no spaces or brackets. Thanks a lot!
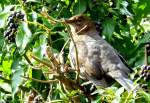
78,19,82,22
76,19,82,25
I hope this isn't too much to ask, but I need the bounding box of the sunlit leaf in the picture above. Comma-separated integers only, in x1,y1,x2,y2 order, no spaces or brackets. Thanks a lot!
16,22,32,53
33,34,47,58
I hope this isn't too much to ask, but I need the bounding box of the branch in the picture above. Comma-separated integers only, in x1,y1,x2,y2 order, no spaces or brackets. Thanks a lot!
25,20,51,33
21,76,59,83
63,23,80,82
46,47,61,73
40,11,63,24
31,54,52,68
59,38,70,57
23,54,33,66
0,76,11,84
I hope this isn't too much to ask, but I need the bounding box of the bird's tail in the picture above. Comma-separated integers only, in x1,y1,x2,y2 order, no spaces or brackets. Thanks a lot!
115,77,135,92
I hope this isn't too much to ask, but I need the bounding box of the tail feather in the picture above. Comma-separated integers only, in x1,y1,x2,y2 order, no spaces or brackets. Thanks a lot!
115,77,134,92
107,68,136,92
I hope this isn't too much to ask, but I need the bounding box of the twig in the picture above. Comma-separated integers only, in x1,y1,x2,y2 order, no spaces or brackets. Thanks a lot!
59,38,70,57
25,20,51,33
63,23,80,83
0,76,11,84
21,76,59,83
40,11,63,24
123,84,139,103
31,54,52,68
23,54,33,66
46,47,60,70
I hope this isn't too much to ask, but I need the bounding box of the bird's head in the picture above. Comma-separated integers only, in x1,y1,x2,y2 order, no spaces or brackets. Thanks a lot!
64,14,97,35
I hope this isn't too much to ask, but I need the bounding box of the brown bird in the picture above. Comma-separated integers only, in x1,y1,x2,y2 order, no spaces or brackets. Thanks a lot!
64,14,134,92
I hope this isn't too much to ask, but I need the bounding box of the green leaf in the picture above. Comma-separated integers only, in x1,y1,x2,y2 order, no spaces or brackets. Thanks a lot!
103,18,115,41
73,0,87,15
33,34,47,58
58,31,69,41
0,12,9,28
0,5,16,28
135,90,150,103
0,33,4,51
112,87,124,103
16,22,32,54
32,69,50,100
138,32,150,46
0,82,11,93
11,57,23,98
120,1,132,16
1,60,12,75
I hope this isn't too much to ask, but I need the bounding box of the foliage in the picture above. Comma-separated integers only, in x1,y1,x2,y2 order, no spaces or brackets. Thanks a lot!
0,0,150,102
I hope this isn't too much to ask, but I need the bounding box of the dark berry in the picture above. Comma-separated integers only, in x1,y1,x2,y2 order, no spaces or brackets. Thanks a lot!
9,23,14,28
9,37,15,42
143,69,147,74
16,12,20,18
141,70,144,74
13,12,17,17
141,65,146,69
146,44,150,52
146,72,150,75
5,29,12,35
7,16,13,22
19,14,24,19
147,50,150,55
4,31,10,37
144,77,148,81
141,73,146,77
12,28,17,32
141,84,148,89
9,23,18,29
146,66,150,71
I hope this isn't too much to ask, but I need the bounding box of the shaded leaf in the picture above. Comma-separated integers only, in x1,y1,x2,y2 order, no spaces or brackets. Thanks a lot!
103,18,115,41
73,0,87,15
11,57,23,98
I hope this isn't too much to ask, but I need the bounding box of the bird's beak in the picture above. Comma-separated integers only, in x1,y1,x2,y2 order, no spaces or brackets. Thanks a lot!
62,18,74,24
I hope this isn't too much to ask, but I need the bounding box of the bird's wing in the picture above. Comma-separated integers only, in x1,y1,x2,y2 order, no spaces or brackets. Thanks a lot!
98,39,134,91
98,39,131,74
117,53,133,72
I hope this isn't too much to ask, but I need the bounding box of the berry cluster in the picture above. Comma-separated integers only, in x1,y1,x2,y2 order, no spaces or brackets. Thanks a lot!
141,65,150,81
4,11,24,42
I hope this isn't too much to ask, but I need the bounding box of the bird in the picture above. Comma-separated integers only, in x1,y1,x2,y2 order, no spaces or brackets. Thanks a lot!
64,14,134,92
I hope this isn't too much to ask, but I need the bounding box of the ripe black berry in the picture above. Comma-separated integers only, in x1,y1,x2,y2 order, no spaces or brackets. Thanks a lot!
4,11,25,42
140,65,150,81
4,30,11,37
141,84,148,89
